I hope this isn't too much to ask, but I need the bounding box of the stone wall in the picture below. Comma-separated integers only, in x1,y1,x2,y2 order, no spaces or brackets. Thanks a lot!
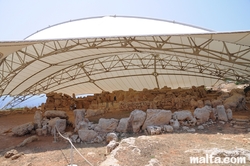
42,85,248,115
83,85,210,113
44,92,76,111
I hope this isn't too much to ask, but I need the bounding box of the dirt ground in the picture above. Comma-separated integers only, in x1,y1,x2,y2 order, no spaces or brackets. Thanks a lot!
0,109,250,166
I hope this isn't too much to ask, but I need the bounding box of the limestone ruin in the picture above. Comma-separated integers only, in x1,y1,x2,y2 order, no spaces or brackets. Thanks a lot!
7,85,250,155
40,85,250,117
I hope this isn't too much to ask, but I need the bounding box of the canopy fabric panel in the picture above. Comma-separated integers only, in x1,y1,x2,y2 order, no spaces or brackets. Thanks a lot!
25,16,211,40
0,31,249,100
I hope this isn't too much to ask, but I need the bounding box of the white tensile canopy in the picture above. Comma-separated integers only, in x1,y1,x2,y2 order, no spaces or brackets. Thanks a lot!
0,16,249,108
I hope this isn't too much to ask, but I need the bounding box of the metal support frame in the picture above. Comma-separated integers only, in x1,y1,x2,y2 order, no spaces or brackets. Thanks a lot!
1,34,250,108
1,95,34,109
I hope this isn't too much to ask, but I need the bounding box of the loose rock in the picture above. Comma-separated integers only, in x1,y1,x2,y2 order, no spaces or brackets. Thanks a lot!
163,125,173,133
187,128,196,133
18,135,39,147
219,121,226,125
106,140,119,154
197,125,204,130
12,122,34,136
93,135,103,143
106,132,118,143
146,126,162,135
11,152,24,160
71,134,79,143
5,149,18,158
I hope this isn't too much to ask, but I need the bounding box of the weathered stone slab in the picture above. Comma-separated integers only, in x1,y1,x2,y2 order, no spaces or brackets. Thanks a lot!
194,106,211,124
47,117,66,134
75,120,88,132
173,110,193,121
94,118,119,133
142,109,172,130
12,122,34,136
44,110,68,119
78,129,98,142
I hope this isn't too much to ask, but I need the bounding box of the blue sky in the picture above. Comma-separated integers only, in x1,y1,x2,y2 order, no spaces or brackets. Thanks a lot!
0,0,250,108
1,0,250,40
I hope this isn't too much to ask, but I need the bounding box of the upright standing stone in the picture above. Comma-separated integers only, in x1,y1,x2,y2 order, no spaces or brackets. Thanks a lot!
217,105,228,121
55,119,67,133
226,108,233,120
34,111,42,129
127,109,146,133
194,106,211,124
170,119,180,130
73,109,85,127
116,117,129,133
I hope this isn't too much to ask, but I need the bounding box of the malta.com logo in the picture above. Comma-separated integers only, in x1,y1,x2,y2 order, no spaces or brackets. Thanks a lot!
190,154,246,164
